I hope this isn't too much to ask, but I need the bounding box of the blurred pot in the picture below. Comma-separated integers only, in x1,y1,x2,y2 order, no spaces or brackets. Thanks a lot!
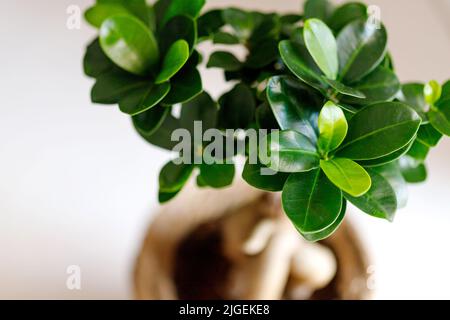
134,179,370,300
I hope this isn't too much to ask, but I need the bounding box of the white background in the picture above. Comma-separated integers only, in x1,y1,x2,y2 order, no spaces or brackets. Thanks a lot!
0,0,449,299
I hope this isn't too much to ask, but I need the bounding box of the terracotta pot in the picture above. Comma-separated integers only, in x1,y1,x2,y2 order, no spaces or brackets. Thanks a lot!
134,180,370,300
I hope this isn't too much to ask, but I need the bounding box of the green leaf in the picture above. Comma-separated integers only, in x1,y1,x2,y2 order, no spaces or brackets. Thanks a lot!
162,65,202,105
199,162,235,188
180,92,218,133
248,14,280,46
424,80,442,105
255,102,279,130
337,102,421,160
340,66,400,104
429,99,450,136
278,40,329,93
320,158,371,197
303,19,338,80
324,78,366,98
197,9,224,39
357,139,413,167
304,0,334,21
318,101,348,153
160,0,205,27
417,124,443,147
242,160,289,192
84,38,117,78
328,2,367,33
266,76,322,143
373,162,408,209
222,8,254,39
119,82,171,115
344,168,397,222
132,105,170,136
135,113,181,150
207,52,242,71
218,84,256,129
266,130,320,173
441,80,450,99
337,19,387,83
155,40,189,84
301,199,346,242
406,140,429,163
213,31,240,44
91,70,147,104
396,83,428,121
99,15,159,76
282,169,343,234
85,4,130,28
399,156,427,183
245,39,279,69
95,0,152,26
159,190,180,203
159,161,194,193
158,15,197,56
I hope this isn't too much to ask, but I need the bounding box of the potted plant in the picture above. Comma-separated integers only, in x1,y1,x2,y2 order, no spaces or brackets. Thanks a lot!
83,0,450,299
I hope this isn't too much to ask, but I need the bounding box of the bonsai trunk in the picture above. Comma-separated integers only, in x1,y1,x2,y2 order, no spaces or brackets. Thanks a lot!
134,179,370,300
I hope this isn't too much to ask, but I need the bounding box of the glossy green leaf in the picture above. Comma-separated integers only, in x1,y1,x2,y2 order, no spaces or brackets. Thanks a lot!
303,19,338,80
155,40,189,84
324,78,366,98
100,15,159,75
95,0,152,26
373,162,408,209
159,161,194,193
328,2,367,33
318,101,348,153
213,31,240,44
242,160,289,192
199,162,235,188
267,130,320,173
282,169,343,234
85,4,130,28
162,65,202,105
197,9,224,39
429,99,450,136
406,140,429,163
119,82,170,115
207,52,242,71
266,76,322,143
441,80,450,99
399,156,428,183
344,168,397,222
249,14,280,46
337,102,421,160
357,139,413,167
135,113,181,150
218,84,255,129
158,15,197,55
424,80,442,105
160,0,205,27
222,8,254,39
396,83,428,120
84,38,117,78
341,66,400,104
337,19,387,83
278,40,328,93
304,0,333,21
255,102,279,130
417,124,443,147
320,158,371,197
91,70,147,104
132,105,170,136
159,190,180,203
180,92,218,133
245,39,279,69
301,199,346,242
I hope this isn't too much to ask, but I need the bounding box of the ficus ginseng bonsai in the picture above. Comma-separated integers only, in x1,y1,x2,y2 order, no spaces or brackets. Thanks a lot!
83,0,450,241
